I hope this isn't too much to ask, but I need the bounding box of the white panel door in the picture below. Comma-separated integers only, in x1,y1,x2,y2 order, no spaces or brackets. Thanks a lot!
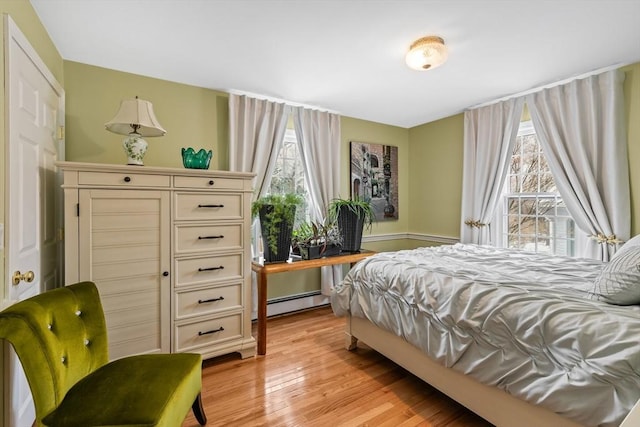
4,16,64,427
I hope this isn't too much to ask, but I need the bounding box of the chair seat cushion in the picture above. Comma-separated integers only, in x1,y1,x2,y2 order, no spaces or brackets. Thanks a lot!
42,353,202,427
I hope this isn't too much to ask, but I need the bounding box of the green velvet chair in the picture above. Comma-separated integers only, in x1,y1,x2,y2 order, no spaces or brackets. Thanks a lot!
0,281,207,427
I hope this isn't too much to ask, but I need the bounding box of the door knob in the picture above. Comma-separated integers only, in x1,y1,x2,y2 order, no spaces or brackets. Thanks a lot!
12,270,35,286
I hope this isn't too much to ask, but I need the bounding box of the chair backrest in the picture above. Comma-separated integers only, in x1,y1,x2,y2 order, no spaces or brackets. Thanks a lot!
0,281,109,424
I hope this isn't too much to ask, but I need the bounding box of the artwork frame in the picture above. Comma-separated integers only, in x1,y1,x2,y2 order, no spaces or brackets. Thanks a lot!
349,141,398,221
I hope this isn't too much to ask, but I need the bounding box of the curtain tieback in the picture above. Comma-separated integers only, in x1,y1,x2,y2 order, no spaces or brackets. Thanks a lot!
464,219,487,229
590,233,623,246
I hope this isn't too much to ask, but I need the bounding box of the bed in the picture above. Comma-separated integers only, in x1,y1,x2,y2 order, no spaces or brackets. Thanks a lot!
331,243,640,427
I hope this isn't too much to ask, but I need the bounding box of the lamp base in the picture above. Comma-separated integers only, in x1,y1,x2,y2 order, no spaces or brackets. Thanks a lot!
122,133,148,166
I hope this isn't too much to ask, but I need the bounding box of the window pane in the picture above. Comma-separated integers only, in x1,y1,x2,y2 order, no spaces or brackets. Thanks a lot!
507,214,520,235
507,234,520,249
534,216,550,238
269,131,311,227
519,216,537,236
537,197,556,217
539,152,551,173
539,173,556,193
521,198,536,216
283,142,295,159
519,235,536,251
502,121,575,256
507,197,519,215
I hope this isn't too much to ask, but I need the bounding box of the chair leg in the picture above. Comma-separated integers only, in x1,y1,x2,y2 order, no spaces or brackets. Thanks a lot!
192,393,207,425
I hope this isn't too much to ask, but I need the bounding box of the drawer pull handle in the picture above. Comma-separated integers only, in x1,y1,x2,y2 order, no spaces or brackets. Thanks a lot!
198,296,225,304
198,204,225,208
198,266,225,272
124,176,131,183
198,235,224,240
198,326,224,336
208,180,215,186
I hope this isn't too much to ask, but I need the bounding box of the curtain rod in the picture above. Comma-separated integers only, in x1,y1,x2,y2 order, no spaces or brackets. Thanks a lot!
227,89,340,114
467,62,629,110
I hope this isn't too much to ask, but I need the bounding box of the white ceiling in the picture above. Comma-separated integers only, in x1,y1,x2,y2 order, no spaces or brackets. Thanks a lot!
30,0,640,128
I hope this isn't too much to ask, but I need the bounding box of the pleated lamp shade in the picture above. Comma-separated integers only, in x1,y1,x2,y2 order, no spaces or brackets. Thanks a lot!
105,97,166,137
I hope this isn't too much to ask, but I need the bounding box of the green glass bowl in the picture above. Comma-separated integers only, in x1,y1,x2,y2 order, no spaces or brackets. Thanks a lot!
181,147,212,169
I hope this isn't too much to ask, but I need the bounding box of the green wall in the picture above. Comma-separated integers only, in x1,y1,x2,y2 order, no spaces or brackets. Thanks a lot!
407,114,464,238
408,62,640,239
622,63,640,235
64,61,229,170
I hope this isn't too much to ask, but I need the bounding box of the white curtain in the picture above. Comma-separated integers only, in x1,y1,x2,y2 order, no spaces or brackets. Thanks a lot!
460,97,524,244
229,94,291,195
526,70,629,261
293,106,342,296
228,94,291,311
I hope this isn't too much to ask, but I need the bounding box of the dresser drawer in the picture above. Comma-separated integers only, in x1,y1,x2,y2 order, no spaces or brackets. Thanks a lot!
174,223,242,254
174,175,244,190
175,313,242,352
174,193,242,221
175,283,242,319
78,171,170,187
175,253,242,287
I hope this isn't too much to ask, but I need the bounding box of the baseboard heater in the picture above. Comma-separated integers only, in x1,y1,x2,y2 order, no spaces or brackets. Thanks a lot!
267,290,322,305
252,290,330,320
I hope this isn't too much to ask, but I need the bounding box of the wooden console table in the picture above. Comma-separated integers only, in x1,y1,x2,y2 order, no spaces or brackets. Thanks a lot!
251,250,375,355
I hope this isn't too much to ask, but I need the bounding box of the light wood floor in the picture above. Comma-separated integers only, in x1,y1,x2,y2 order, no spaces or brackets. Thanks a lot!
183,306,494,427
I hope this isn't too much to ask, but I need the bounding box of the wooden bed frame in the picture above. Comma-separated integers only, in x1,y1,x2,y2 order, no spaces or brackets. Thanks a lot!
345,314,639,427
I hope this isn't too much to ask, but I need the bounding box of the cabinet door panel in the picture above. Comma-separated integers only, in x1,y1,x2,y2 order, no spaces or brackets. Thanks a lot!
78,189,170,359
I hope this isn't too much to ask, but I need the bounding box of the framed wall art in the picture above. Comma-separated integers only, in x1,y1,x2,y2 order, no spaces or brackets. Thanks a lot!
349,141,398,221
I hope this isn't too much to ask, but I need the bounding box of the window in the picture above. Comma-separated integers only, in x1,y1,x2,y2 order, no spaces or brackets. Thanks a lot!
267,129,310,225
499,121,575,256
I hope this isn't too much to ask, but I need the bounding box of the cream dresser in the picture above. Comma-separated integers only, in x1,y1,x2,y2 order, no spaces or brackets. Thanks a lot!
58,161,256,360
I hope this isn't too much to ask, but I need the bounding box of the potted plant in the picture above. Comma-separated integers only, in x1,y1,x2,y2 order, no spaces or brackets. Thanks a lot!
251,193,304,263
292,220,342,260
328,198,375,253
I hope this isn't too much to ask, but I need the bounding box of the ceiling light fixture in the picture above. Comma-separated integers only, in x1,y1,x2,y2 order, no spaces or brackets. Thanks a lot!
405,36,448,71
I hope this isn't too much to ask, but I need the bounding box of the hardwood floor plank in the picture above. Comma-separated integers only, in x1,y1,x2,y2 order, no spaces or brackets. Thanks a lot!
183,306,493,427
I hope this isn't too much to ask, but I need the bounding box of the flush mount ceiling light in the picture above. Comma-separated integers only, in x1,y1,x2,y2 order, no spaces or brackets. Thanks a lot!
405,36,448,71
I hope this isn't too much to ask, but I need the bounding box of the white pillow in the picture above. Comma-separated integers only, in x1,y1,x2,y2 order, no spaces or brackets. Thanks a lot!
590,244,640,305
613,234,640,259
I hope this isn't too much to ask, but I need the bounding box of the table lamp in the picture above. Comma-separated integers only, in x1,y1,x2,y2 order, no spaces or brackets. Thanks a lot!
105,96,166,165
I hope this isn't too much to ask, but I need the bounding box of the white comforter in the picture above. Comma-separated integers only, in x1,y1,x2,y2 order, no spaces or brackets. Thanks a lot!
331,244,640,427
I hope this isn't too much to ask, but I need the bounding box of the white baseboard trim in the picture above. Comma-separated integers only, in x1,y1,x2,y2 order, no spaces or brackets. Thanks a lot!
362,232,459,245
407,233,459,245
251,292,330,320
362,232,408,242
